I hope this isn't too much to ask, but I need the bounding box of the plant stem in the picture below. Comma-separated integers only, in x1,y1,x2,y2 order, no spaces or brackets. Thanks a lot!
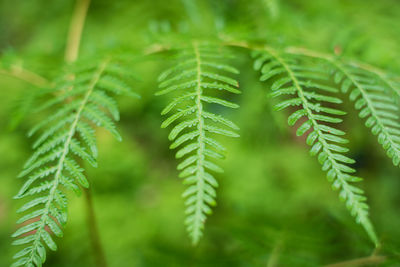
65,0,91,63
266,238,284,267
323,255,386,267
0,67,50,87
64,0,108,266
84,187,107,267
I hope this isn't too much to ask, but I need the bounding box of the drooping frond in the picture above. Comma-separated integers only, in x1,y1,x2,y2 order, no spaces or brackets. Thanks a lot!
156,42,240,244
12,57,139,267
285,47,400,168
352,65,400,104
331,62,400,167
252,47,378,246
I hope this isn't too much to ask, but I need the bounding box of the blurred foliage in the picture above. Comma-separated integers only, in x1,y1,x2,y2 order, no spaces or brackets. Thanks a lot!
0,0,399,266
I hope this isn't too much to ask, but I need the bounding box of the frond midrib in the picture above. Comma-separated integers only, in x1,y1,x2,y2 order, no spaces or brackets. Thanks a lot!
192,41,206,244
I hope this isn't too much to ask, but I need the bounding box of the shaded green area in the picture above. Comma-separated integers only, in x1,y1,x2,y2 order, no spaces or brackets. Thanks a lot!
0,0,399,266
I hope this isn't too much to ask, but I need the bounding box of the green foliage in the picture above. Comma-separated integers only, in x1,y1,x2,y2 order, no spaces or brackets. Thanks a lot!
157,42,240,244
11,57,138,266
284,49,400,168
252,48,378,245
1,0,400,266
332,63,400,167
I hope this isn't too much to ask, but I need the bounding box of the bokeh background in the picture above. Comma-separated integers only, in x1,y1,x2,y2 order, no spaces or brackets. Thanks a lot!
0,0,400,266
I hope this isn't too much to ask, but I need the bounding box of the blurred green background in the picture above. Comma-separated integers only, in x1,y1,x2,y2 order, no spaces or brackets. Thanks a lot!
0,0,400,266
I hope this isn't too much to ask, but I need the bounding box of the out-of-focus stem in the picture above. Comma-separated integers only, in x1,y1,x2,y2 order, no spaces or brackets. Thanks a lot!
64,0,108,266
84,187,107,267
323,255,386,267
0,67,49,87
65,0,91,63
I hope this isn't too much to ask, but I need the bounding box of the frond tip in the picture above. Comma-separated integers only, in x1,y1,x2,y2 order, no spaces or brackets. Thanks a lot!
253,48,378,246
12,57,138,267
157,42,240,244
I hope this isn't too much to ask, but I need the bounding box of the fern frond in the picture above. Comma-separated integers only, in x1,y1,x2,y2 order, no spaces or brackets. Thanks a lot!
253,47,378,245
12,57,138,267
285,47,400,168
331,63,400,166
344,61,400,105
157,42,240,244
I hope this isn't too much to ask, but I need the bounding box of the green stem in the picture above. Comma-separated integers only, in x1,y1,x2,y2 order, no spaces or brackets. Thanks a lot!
0,67,50,87
64,0,108,265
65,0,91,63
84,187,107,267
324,255,386,267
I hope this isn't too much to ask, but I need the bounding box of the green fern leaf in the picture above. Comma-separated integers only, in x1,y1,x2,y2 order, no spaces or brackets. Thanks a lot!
253,48,378,246
157,42,240,244
330,63,400,167
12,57,139,266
